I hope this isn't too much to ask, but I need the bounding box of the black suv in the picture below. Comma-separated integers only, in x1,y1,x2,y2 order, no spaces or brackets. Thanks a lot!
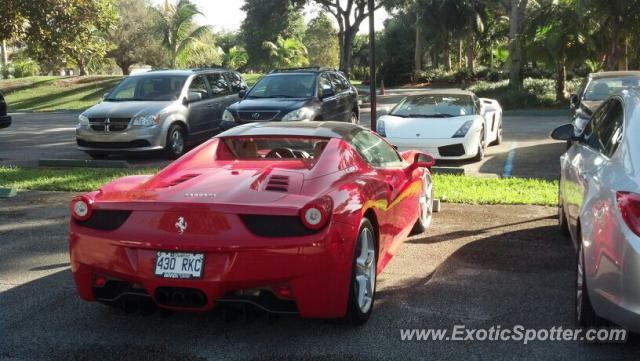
222,68,359,128
0,92,11,129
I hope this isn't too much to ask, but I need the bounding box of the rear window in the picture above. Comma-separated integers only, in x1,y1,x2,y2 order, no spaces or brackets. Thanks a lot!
220,136,330,160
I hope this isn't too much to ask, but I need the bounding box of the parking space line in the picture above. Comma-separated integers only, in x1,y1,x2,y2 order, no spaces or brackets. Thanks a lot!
502,142,518,178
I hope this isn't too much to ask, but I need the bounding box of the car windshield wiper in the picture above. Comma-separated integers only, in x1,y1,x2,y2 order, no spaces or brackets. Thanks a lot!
408,113,456,118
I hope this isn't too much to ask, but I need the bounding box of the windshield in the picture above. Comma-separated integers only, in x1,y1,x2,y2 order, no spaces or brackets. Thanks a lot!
247,74,316,99
106,75,187,101
584,76,640,101
220,136,330,160
390,94,475,118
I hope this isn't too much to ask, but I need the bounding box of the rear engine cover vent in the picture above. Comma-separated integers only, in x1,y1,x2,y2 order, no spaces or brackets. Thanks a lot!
265,175,290,192
166,174,199,187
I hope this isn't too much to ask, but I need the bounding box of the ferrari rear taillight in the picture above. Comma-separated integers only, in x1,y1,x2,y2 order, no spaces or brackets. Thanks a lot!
300,196,333,230
617,191,640,236
71,196,93,221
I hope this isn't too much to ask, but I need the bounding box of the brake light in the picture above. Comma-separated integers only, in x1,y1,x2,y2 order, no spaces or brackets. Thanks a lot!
617,192,640,236
71,196,93,221
299,196,333,230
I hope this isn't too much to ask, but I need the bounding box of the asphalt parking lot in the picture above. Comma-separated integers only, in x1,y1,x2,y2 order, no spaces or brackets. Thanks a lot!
0,90,567,179
2,191,639,360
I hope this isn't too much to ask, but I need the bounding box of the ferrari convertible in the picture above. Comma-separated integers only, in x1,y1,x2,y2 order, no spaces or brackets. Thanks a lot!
69,121,435,324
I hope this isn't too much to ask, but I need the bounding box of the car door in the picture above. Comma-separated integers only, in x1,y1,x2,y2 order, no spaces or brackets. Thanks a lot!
350,130,418,259
329,72,351,121
318,73,340,120
185,75,212,137
563,99,621,240
205,72,236,134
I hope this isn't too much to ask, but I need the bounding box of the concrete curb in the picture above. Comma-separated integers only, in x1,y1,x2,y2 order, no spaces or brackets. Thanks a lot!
38,159,130,168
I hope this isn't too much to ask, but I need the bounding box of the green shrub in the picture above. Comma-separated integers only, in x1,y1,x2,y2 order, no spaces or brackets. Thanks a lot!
13,58,40,78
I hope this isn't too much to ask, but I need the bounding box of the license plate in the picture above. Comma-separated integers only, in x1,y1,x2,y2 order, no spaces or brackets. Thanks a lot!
154,252,204,279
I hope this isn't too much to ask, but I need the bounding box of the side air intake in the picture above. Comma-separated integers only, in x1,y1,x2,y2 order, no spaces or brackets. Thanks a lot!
265,175,290,192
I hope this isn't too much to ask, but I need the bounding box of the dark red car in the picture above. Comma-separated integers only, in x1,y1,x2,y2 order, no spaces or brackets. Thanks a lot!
69,121,435,324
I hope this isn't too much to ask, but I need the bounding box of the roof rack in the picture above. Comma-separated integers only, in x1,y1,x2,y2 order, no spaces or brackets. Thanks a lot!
269,67,336,73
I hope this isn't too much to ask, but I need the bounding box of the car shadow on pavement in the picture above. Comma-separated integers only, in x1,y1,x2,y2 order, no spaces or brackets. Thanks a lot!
376,225,640,358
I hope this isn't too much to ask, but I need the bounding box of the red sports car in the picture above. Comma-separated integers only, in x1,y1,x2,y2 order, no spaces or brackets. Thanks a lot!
69,121,435,324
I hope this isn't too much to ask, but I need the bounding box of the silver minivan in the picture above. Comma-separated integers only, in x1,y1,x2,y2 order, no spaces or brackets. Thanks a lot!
76,69,247,158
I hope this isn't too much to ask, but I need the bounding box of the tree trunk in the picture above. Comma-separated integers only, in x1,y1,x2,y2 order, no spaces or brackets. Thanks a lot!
340,29,356,77
458,39,463,69
120,63,131,76
555,62,566,102
414,15,423,80
77,58,88,76
466,34,475,71
444,37,452,71
1,40,7,69
507,0,528,90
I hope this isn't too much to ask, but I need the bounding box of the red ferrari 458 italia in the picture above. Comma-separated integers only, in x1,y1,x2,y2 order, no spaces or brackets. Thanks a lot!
69,121,435,324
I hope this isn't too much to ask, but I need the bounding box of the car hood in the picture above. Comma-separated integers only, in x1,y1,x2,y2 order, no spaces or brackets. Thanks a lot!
228,98,314,112
93,163,312,212
84,100,175,118
381,114,478,139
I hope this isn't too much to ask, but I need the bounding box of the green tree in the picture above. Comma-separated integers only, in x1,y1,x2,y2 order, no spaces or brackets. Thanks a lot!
262,36,309,68
308,0,407,75
527,0,589,101
224,46,249,70
176,31,224,68
304,12,340,68
155,0,211,68
23,0,118,75
108,0,164,75
241,0,306,71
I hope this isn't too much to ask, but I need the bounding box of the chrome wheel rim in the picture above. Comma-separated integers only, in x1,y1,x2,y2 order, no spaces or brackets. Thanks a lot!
171,130,184,155
419,177,433,228
355,227,376,313
576,248,584,322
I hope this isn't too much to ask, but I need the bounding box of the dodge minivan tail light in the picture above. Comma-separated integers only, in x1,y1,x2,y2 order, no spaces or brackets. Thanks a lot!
71,196,93,221
617,192,640,236
300,196,333,230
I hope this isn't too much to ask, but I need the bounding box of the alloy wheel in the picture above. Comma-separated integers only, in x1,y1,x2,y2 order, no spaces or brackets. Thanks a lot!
355,227,376,314
170,129,184,156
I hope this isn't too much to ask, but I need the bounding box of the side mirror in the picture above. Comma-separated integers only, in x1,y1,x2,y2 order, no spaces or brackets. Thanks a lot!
411,152,436,170
570,94,579,105
238,89,247,99
321,88,335,99
186,91,202,104
550,123,576,141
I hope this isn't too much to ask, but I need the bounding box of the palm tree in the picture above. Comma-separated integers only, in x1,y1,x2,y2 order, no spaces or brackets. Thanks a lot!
155,0,210,68
224,46,248,70
262,36,309,68
528,0,589,100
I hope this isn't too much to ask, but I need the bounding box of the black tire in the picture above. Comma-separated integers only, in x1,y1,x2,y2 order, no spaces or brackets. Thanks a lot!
490,120,503,146
344,218,377,325
350,111,359,125
411,174,434,235
473,127,485,161
164,124,187,159
576,242,603,328
87,152,108,159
